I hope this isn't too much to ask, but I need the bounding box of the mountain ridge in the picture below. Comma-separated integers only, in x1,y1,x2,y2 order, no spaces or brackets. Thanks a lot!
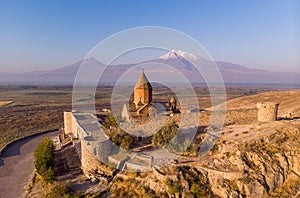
0,50,299,84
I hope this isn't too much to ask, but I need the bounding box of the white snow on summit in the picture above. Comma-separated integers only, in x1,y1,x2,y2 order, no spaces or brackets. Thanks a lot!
159,49,198,61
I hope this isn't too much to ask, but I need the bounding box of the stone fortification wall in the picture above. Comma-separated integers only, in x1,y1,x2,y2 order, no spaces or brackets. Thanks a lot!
257,102,278,122
64,112,75,137
81,142,101,174
64,112,116,174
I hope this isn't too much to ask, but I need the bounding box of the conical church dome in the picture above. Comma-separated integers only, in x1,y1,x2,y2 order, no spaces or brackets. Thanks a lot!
134,72,152,90
133,71,153,108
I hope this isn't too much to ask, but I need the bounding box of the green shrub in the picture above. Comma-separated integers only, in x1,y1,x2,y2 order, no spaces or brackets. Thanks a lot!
44,183,70,198
104,115,118,128
120,135,135,150
108,128,136,149
34,138,55,183
43,167,56,184
191,183,208,196
211,143,219,155
165,178,182,195
152,121,179,147
34,138,55,173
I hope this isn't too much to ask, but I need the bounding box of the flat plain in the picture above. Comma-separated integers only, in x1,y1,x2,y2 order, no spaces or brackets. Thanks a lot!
0,84,270,150
1,84,299,197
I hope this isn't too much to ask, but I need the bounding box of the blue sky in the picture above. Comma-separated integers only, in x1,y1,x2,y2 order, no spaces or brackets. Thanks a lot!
0,0,299,73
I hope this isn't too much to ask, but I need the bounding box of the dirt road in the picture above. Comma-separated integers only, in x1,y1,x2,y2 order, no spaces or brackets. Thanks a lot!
0,130,59,198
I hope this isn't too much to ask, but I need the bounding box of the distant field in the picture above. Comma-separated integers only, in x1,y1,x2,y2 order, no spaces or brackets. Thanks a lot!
0,84,279,150
0,101,14,107
0,87,73,149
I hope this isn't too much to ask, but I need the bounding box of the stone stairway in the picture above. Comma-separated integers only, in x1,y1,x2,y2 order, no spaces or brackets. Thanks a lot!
136,103,149,115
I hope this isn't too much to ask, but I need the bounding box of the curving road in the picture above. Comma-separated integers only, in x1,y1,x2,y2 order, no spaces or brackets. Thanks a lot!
0,130,59,198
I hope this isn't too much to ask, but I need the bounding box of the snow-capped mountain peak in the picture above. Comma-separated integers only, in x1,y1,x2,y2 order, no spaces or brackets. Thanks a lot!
159,49,198,61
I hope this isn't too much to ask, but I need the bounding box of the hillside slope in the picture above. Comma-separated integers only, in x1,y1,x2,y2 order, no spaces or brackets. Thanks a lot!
142,91,300,197
224,90,300,118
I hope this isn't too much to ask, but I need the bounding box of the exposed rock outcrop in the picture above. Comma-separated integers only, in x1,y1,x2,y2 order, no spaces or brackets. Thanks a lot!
198,123,300,197
141,122,300,198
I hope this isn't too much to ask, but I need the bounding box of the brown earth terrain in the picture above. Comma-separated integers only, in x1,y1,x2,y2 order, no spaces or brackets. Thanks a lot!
26,89,300,197
0,85,263,150
1,86,299,197
138,90,300,197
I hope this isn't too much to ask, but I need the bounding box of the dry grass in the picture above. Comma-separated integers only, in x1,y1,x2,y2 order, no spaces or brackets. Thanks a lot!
0,87,73,150
205,90,300,127
0,86,111,150
224,90,300,118
267,176,300,198
0,101,14,107
0,85,292,151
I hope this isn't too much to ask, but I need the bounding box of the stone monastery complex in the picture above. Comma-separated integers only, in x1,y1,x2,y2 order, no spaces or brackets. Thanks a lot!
63,71,280,176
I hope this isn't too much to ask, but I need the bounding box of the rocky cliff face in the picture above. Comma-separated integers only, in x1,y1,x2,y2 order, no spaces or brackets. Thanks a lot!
204,122,300,197
142,121,300,198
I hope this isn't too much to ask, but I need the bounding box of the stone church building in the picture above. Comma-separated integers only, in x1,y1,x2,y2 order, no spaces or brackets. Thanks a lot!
134,71,152,109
